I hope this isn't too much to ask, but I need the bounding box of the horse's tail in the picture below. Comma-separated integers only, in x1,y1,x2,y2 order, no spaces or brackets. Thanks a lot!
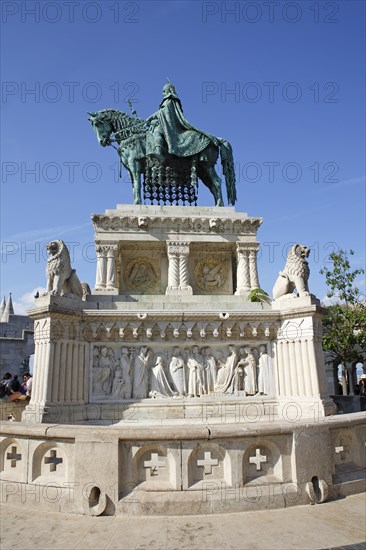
217,138,237,205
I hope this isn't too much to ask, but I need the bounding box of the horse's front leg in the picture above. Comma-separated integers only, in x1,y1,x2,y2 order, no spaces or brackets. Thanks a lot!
129,162,142,205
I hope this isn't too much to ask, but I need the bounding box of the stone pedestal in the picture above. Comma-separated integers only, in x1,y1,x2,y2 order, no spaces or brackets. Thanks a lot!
92,205,261,297
23,295,89,423
1,204,363,517
23,205,335,423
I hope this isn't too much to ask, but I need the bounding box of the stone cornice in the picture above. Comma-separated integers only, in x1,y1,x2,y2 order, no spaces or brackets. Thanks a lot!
92,213,262,235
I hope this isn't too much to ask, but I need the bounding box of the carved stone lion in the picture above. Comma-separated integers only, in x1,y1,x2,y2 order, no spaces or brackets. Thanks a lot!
45,240,83,298
272,244,310,300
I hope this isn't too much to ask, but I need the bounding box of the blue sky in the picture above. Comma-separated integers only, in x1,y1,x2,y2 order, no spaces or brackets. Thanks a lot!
1,0,365,312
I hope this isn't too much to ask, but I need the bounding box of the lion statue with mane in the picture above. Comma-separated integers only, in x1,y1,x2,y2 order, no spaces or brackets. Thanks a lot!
45,240,83,298
272,244,310,300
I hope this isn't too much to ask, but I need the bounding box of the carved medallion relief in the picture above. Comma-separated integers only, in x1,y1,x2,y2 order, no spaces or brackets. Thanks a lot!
194,258,227,291
125,258,160,291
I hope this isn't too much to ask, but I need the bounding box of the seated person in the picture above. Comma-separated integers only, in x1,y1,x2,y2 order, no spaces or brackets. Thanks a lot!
19,373,32,399
0,373,22,402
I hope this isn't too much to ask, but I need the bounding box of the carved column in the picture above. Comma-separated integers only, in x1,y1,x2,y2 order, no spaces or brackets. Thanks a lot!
166,242,179,292
249,246,260,289
95,244,106,289
178,242,192,293
166,241,192,295
235,243,251,297
95,244,119,293
106,245,118,290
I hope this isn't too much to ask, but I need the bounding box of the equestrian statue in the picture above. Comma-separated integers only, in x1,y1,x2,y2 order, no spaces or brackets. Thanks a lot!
88,82,236,206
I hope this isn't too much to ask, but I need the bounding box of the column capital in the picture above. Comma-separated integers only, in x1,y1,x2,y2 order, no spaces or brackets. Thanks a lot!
236,242,260,253
167,241,190,256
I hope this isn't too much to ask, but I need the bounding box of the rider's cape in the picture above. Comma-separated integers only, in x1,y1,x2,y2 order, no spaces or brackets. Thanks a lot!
155,96,217,157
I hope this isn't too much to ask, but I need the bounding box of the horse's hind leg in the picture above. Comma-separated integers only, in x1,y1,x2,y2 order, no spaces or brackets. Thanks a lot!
199,163,224,206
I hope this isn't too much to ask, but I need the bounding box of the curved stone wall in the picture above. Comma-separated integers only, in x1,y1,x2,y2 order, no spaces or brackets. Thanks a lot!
1,413,364,516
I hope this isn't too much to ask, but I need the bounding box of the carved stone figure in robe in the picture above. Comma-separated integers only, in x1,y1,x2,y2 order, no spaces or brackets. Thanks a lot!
119,347,132,399
107,347,119,369
132,346,150,399
240,346,257,395
256,345,273,396
203,347,217,394
93,347,99,368
95,346,114,395
92,347,104,394
146,82,216,162
169,347,186,395
187,346,206,397
214,345,237,394
112,371,124,399
215,350,228,390
232,354,244,393
150,355,177,398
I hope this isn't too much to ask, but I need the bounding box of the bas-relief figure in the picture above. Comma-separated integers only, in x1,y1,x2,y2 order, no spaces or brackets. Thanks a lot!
169,347,186,395
150,355,178,399
91,344,274,401
132,346,150,399
203,347,217,393
214,345,237,394
240,346,257,395
257,345,273,396
125,259,159,291
118,347,132,399
272,244,311,300
194,259,226,291
88,82,237,207
187,346,206,398
93,346,115,395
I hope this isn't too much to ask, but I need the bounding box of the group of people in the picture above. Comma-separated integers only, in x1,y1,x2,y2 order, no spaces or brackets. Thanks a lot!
0,372,32,402
92,345,274,400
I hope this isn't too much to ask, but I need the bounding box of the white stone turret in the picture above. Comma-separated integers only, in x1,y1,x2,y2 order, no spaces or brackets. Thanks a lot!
0,296,6,319
1,293,14,322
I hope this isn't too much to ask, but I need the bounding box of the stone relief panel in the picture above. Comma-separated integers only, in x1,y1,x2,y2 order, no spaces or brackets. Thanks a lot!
186,443,228,489
189,243,233,295
331,427,365,474
124,258,160,292
119,243,167,294
119,442,180,492
31,441,71,484
0,437,28,483
242,441,282,485
194,258,227,292
89,343,276,402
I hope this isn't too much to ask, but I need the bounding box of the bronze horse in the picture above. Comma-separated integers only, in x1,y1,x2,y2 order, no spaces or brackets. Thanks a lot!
88,109,236,206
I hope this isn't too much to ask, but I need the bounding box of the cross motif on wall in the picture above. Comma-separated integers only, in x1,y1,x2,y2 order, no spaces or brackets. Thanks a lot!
6,446,21,468
249,448,267,471
143,453,165,476
44,449,63,472
335,445,347,461
197,451,219,475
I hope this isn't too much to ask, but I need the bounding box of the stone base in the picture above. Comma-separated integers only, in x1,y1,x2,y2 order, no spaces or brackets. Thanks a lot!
272,294,321,310
93,288,119,295
20,395,337,425
1,412,364,516
165,286,193,296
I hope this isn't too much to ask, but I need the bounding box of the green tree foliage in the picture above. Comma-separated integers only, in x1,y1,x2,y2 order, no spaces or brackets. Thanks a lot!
320,250,366,395
248,288,271,304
